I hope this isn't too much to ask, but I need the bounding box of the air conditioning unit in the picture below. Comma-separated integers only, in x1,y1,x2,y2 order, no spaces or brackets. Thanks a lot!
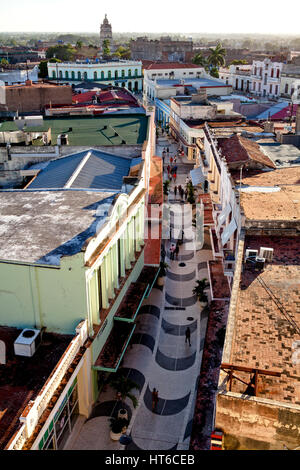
255,256,265,270
245,249,258,261
259,247,274,262
14,328,41,357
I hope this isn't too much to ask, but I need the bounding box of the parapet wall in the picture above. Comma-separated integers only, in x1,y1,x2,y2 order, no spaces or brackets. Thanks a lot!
216,392,300,450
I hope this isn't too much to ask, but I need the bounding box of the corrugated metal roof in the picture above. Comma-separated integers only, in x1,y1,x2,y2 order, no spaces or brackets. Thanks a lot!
28,151,87,189
71,150,131,190
27,149,132,190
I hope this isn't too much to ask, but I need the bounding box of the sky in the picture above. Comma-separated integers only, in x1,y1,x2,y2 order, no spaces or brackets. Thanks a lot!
1,0,300,35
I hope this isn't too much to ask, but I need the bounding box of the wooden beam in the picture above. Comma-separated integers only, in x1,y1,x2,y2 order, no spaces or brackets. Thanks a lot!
221,363,281,377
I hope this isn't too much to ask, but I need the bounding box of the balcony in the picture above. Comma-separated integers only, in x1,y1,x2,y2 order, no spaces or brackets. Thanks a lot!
93,322,136,372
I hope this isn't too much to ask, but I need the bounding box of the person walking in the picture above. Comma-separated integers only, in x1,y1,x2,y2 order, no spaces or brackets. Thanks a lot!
184,188,188,200
174,242,179,260
170,156,173,165
174,185,178,198
167,164,171,178
169,243,176,260
166,147,169,154
173,172,177,182
152,388,159,411
185,327,191,346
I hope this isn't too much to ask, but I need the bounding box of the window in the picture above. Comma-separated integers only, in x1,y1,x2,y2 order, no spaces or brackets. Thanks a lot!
59,70,62,79
77,71,81,80
101,71,104,79
98,266,102,311
94,71,97,80
83,72,87,80
71,71,75,80
269,84,272,94
115,70,118,78
121,69,125,78
134,68,138,77
285,83,289,94
254,66,257,75
52,71,56,79
277,69,280,78
128,69,132,77
108,70,111,79
271,68,274,78
275,85,278,95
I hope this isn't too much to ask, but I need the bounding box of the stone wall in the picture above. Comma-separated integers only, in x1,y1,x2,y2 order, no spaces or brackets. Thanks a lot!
216,392,300,450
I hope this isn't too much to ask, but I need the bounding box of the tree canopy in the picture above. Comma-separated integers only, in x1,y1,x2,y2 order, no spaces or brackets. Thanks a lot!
208,42,226,67
46,44,76,61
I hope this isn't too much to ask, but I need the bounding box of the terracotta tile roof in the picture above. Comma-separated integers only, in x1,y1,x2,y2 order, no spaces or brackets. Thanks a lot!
218,135,276,168
240,185,300,221
144,156,162,265
143,61,202,70
229,235,300,404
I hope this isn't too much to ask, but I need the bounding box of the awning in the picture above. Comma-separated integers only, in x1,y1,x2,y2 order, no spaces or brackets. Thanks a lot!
221,217,237,246
217,202,232,230
93,322,136,372
190,166,205,186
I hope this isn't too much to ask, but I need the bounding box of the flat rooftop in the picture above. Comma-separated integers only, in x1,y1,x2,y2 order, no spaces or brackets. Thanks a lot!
43,114,148,146
259,143,300,168
228,235,300,404
0,190,117,265
240,185,300,221
0,326,72,450
231,166,300,187
155,78,231,88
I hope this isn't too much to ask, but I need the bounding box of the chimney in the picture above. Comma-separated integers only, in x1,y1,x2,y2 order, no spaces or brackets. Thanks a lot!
25,80,32,86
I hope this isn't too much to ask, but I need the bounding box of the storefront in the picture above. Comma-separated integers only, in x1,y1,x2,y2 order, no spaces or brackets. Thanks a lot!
37,379,79,450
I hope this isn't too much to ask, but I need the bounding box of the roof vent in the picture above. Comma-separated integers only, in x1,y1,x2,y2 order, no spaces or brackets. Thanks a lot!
255,256,265,270
245,249,258,262
14,328,41,357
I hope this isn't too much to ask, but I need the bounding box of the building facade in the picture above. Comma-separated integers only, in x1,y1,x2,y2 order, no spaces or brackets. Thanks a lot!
47,60,143,92
250,58,283,98
130,36,194,62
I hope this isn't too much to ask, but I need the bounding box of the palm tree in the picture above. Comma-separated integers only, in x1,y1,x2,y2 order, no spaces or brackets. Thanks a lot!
207,42,226,68
192,52,208,70
109,374,140,409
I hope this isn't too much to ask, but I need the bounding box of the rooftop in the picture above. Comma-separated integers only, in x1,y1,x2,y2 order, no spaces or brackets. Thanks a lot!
43,114,148,146
155,78,231,88
259,143,300,168
0,190,117,265
240,185,300,221
231,166,300,186
0,326,72,450
228,235,300,404
144,62,202,70
217,134,276,168
27,149,138,191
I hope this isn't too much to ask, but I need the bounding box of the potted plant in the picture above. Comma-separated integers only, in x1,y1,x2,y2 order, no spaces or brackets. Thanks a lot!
186,181,196,205
157,261,168,286
193,278,209,307
109,417,129,441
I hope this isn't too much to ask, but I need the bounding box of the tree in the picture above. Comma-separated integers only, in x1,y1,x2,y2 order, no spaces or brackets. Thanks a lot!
210,67,219,78
76,40,83,49
109,373,140,409
46,45,76,61
38,58,61,78
192,52,208,70
102,39,111,57
207,42,226,68
230,59,248,65
0,58,9,66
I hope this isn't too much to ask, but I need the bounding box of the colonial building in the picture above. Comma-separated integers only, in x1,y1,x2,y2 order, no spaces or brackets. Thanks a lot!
47,60,143,92
280,64,300,101
250,58,283,98
100,14,113,52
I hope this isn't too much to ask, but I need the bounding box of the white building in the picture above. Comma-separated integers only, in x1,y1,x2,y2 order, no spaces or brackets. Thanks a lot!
219,64,251,93
250,58,283,98
0,65,39,85
280,64,300,101
47,60,143,92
